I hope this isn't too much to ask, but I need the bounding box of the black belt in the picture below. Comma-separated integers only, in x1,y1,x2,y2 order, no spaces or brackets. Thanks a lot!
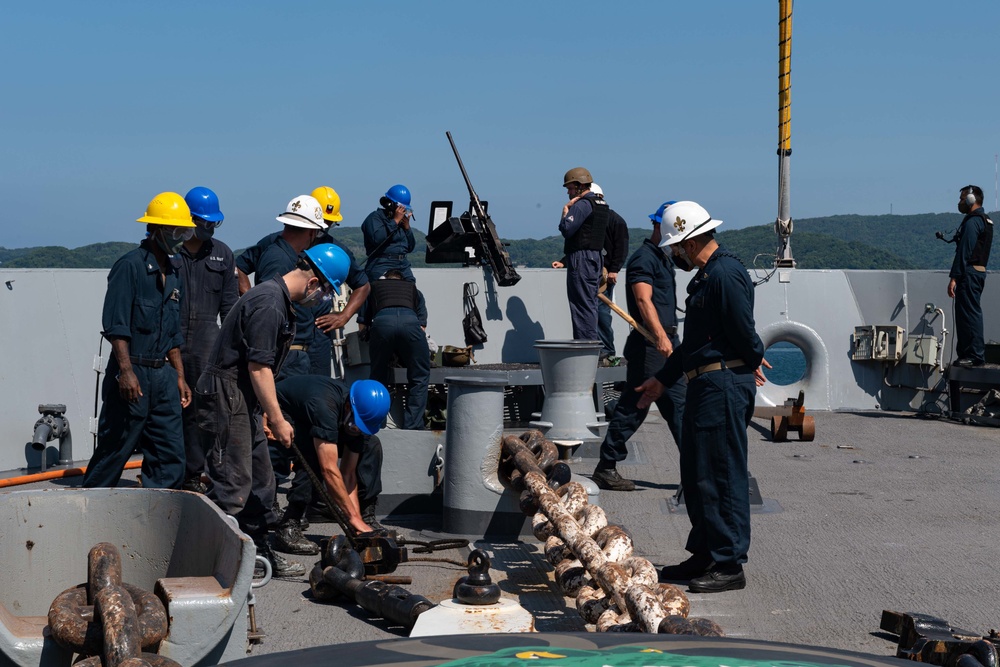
129,355,165,369
375,254,407,261
635,326,676,338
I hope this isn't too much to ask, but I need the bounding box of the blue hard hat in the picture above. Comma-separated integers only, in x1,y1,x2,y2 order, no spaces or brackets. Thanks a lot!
384,184,412,211
303,243,350,293
648,201,677,224
349,380,391,436
184,187,224,223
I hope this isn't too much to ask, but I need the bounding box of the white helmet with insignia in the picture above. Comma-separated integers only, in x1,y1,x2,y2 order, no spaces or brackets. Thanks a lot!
658,201,723,246
277,194,328,230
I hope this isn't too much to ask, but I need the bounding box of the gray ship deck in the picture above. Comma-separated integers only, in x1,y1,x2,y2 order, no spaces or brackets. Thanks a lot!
10,409,1000,660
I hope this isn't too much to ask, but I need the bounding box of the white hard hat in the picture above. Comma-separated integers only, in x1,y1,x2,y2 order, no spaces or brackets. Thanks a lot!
590,183,603,197
277,195,328,229
658,201,723,246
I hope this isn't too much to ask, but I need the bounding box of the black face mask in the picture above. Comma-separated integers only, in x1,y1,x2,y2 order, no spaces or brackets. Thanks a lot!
154,228,186,256
671,246,696,272
194,223,215,241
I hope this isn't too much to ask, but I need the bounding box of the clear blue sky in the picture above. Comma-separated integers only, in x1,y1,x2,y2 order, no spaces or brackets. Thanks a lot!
3,1,998,250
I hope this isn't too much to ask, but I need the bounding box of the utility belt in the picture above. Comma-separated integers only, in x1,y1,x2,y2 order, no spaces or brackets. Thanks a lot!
685,359,745,381
129,355,166,369
374,254,408,262
288,344,309,352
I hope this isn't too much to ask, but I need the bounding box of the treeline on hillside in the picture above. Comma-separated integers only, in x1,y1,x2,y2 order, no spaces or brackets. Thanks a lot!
3,211,997,270
0,242,137,268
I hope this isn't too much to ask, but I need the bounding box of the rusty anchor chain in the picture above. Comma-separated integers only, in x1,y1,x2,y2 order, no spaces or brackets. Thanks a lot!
501,431,724,635
47,542,180,667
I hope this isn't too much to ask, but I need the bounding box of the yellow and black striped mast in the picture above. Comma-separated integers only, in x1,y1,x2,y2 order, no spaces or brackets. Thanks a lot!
775,0,796,267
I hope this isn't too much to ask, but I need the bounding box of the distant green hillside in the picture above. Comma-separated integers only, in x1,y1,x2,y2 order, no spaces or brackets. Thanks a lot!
715,211,1000,271
0,242,136,268
2,211,996,270
715,228,918,270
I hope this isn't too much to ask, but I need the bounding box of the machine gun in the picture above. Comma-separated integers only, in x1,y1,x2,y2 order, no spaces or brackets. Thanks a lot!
424,132,521,286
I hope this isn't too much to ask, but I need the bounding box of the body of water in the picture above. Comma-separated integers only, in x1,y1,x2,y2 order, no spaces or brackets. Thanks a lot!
762,342,807,385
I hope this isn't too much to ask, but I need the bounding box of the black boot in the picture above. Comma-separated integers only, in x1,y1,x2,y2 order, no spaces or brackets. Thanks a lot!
253,536,306,579
305,497,336,524
591,466,636,492
660,553,714,581
181,476,207,494
360,498,388,533
273,518,320,555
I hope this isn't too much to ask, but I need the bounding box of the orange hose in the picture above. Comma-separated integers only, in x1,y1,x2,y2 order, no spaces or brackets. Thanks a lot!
0,459,142,489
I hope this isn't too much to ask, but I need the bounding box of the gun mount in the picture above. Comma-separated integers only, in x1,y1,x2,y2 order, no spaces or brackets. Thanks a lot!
424,132,521,286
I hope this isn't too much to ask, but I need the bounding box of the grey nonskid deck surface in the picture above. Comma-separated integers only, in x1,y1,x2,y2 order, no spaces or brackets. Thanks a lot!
245,409,1000,657
9,410,1000,660
600,409,1000,655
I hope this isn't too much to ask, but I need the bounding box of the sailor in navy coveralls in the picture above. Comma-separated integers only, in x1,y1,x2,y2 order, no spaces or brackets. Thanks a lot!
636,201,766,594
591,201,684,492
361,184,417,283
274,376,391,538
558,167,607,342
365,270,431,431
172,187,238,492
196,232,350,577
948,185,993,367
83,192,195,490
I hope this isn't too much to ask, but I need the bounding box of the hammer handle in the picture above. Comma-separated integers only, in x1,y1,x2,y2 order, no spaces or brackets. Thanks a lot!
598,294,657,345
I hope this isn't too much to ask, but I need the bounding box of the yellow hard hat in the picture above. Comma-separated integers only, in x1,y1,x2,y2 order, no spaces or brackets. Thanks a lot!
137,192,196,227
311,186,343,224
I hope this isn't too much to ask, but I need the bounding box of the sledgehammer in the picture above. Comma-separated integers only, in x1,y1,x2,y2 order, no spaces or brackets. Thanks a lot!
598,269,656,345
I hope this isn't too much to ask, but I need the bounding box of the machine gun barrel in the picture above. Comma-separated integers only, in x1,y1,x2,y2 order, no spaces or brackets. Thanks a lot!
444,131,521,286
446,131,487,221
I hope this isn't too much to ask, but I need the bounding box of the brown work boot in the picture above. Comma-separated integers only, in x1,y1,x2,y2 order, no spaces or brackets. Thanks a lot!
591,467,636,492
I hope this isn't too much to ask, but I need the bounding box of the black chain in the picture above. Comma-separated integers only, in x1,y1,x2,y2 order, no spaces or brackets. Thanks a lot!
395,537,470,567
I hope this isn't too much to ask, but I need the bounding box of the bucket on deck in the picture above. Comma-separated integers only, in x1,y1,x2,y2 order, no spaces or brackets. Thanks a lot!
529,340,607,442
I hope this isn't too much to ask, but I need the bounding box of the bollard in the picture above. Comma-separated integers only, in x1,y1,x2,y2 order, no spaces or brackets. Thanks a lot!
442,376,525,536
530,340,607,441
